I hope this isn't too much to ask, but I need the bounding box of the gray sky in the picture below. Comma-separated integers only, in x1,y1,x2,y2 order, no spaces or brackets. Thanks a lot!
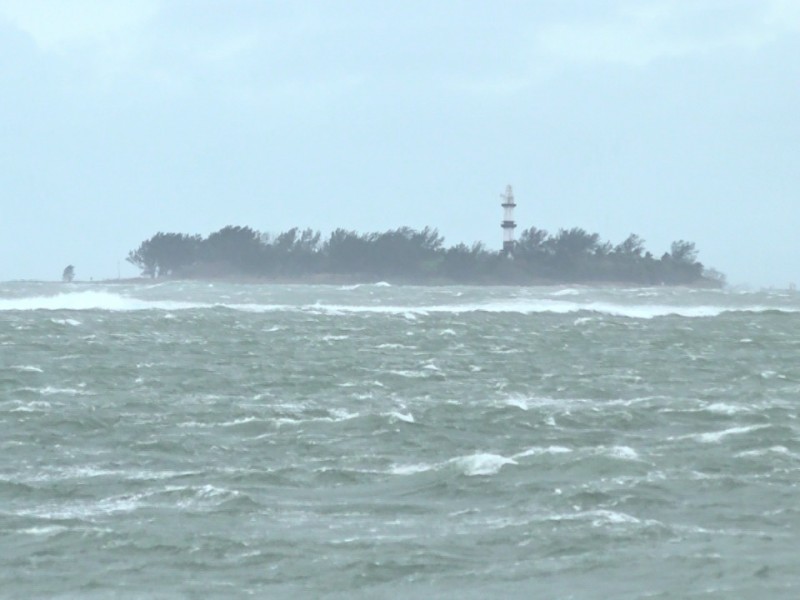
1,0,798,286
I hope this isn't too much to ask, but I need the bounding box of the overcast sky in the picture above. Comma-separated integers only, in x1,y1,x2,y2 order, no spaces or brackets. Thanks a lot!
1,0,798,286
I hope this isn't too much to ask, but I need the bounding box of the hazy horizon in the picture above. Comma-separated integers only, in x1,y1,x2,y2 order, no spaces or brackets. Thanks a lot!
2,1,798,287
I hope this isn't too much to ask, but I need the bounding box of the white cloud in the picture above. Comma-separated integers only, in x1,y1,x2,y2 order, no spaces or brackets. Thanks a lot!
535,0,789,67
0,0,159,50
765,0,800,30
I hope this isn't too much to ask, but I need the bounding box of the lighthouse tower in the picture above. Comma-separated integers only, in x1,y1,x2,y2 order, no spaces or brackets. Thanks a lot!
501,185,517,255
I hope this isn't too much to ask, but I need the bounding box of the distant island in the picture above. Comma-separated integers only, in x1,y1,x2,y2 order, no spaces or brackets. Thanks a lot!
126,225,724,287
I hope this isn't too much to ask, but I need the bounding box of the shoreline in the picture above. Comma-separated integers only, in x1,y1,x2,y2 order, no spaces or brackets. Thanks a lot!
63,274,725,289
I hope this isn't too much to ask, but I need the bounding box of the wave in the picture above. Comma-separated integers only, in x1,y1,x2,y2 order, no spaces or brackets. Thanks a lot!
12,484,245,520
1,290,798,319
386,411,415,423
0,291,203,312
9,365,44,373
50,318,81,326
389,452,517,477
513,445,573,458
452,453,517,476
338,281,392,290
667,424,770,444
691,425,769,444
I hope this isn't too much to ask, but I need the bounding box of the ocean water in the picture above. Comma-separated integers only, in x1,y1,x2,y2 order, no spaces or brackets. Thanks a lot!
1,281,799,599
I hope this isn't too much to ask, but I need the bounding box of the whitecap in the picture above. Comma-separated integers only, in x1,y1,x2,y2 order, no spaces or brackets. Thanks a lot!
736,446,793,458
329,408,359,421
195,484,235,498
375,343,416,350
38,386,92,396
0,291,204,312
589,509,642,526
388,370,427,379
692,425,767,444
5,289,789,322
513,446,573,458
20,465,119,483
19,494,143,520
10,400,52,412
50,318,81,326
126,469,200,481
322,335,349,342
387,411,415,423
502,395,585,411
10,365,43,373
603,446,640,461
549,509,642,526
20,526,69,536
220,416,260,427
452,453,517,476
705,402,749,415
390,463,436,475
504,396,530,410
273,408,359,427
284,298,731,319
226,300,798,319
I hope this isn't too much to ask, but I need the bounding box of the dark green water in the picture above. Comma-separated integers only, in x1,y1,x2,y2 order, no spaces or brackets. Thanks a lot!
1,282,799,598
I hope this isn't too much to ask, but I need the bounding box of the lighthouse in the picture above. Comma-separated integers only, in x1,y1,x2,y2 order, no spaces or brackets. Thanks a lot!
501,184,516,255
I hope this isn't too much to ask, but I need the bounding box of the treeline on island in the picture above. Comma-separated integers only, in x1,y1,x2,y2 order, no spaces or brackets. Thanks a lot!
126,226,723,286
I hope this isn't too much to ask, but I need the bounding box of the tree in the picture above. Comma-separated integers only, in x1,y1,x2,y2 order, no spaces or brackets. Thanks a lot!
516,227,550,258
62,265,75,282
669,240,699,264
657,240,703,284
548,228,600,257
543,228,601,279
271,227,323,274
124,223,720,286
441,242,493,281
703,267,726,286
368,227,444,276
615,234,646,258
202,226,264,273
324,229,373,273
127,232,201,277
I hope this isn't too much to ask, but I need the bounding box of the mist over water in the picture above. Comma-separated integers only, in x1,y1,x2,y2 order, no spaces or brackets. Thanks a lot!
1,281,799,598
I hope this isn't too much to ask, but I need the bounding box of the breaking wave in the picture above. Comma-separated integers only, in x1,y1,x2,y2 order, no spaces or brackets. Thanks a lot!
1,290,797,320
0,291,202,312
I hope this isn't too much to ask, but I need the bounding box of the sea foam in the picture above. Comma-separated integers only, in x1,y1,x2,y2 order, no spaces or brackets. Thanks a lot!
452,453,517,476
0,291,202,312
9,365,44,373
2,290,796,320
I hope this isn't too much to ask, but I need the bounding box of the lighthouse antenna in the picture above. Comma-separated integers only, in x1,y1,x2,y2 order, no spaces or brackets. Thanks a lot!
500,184,517,256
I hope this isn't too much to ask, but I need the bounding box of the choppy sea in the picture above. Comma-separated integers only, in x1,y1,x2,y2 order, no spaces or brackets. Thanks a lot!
1,281,799,598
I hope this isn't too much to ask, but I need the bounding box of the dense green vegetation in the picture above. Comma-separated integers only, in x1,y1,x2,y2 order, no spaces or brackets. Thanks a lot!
127,226,722,286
